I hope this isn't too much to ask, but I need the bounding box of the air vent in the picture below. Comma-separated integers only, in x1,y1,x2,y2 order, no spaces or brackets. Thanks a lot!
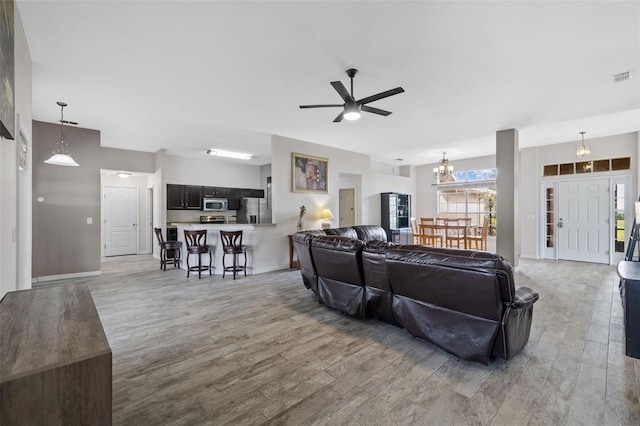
613,70,632,83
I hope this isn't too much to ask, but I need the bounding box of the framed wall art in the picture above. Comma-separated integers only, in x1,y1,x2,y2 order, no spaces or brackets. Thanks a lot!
292,153,328,193
0,0,15,140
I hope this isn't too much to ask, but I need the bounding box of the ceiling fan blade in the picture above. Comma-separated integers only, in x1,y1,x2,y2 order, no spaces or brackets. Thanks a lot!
333,111,345,123
358,87,405,105
299,104,344,109
330,81,355,103
361,105,392,116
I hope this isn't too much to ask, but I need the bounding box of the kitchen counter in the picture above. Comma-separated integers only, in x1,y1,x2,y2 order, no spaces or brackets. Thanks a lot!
172,223,279,275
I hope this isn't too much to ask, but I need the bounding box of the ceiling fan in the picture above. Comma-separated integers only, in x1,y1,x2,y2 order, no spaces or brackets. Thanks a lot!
299,69,404,122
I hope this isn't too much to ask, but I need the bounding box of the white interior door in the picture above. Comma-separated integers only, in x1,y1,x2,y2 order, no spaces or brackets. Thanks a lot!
105,186,138,256
339,188,356,227
557,179,610,264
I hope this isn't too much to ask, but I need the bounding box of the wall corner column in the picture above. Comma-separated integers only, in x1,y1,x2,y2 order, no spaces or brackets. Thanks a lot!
496,129,520,266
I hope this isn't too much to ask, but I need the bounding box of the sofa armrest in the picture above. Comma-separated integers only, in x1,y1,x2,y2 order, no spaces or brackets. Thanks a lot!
508,287,539,309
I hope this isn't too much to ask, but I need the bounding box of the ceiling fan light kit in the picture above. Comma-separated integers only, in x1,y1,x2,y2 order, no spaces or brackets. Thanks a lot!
300,68,404,122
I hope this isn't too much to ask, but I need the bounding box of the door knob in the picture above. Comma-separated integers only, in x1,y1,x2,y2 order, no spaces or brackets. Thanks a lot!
557,218,563,228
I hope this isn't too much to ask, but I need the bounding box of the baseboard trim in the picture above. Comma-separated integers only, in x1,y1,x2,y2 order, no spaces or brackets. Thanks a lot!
33,270,102,283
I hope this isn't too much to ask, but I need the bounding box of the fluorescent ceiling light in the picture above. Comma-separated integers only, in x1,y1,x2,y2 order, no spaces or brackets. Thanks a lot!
206,149,252,160
117,172,131,178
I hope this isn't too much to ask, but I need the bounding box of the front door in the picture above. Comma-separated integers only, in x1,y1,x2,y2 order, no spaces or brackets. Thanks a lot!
105,186,138,256
557,179,610,264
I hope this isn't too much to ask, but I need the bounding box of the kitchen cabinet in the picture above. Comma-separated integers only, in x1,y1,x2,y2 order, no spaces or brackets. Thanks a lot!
167,185,203,210
168,185,264,210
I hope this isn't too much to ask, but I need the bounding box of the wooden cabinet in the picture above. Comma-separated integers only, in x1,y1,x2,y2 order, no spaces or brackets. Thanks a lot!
167,185,203,210
168,185,264,210
381,192,411,233
1,285,112,425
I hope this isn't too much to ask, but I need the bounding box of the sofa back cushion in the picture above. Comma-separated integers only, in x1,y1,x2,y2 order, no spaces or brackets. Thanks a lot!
362,241,393,291
311,236,364,286
323,227,358,239
386,245,514,321
293,230,326,292
353,225,388,243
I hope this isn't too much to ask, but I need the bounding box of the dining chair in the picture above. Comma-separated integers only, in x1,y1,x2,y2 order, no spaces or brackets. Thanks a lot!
468,216,490,251
422,222,443,247
444,218,466,248
410,218,424,245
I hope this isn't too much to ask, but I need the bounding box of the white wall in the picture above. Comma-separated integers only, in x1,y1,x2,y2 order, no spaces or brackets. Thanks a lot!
520,132,638,259
1,4,32,298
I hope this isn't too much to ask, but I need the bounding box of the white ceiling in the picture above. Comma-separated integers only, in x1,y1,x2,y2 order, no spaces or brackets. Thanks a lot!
17,1,640,166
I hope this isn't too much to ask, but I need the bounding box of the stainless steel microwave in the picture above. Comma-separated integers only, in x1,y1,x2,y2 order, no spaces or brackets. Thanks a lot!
202,198,228,211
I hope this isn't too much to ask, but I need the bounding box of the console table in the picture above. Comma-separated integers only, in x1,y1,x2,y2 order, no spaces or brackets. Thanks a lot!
288,234,300,269
0,284,112,424
616,261,640,359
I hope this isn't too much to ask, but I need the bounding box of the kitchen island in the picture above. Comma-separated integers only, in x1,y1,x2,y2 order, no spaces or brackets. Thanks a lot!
172,223,282,276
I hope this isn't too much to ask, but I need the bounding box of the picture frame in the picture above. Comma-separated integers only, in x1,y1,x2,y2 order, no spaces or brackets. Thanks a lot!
0,0,15,140
292,152,328,193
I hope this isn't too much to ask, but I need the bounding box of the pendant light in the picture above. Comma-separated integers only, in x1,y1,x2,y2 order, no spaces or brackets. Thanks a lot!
433,152,455,182
575,131,590,158
44,102,79,167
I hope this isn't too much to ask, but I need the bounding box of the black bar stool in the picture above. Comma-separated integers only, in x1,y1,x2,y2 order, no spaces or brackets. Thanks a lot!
220,230,247,279
184,229,213,279
154,228,182,271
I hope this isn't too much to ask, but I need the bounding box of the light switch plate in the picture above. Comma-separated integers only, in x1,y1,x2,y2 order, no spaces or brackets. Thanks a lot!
87,217,93,225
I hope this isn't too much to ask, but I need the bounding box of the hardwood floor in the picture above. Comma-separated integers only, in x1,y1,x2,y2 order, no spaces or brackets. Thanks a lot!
38,255,640,425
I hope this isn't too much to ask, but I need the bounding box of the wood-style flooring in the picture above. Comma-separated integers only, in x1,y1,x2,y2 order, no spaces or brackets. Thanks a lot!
37,255,640,425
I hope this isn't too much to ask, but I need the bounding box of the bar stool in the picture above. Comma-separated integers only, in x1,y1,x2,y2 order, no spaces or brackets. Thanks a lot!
154,227,182,271
184,230,213,279
220,230,247,279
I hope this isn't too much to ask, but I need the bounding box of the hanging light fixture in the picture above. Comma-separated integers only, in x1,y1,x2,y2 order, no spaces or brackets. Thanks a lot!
576,131,590,158
433,152,455,182
44,102,79,167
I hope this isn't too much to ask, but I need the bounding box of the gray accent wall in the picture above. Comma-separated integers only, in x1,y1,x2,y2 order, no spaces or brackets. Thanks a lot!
32,120,155,280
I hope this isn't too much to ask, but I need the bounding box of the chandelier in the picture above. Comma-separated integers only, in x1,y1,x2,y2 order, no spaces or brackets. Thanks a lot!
433,152,455,182
576,131,590,158
44,102,79,167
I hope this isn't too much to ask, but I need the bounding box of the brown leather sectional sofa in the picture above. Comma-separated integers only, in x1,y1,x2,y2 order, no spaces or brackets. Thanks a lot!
293,225,539,364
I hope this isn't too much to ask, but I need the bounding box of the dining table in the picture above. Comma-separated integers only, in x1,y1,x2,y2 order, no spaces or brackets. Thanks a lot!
420,221,475,249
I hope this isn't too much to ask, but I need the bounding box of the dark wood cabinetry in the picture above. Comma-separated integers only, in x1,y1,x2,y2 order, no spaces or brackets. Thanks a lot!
166,185,202,210
381,192,412,243
168,185,265,210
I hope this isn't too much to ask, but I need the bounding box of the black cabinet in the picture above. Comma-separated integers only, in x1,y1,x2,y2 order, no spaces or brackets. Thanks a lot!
168,184,263,210
381,192,411,243
166,185,203,210
381,192,411,230
167,185,185,210
203,186,216,197
616,261,640,359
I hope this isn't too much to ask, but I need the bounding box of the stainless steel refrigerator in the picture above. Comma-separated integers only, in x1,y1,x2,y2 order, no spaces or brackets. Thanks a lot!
237,198,271,224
